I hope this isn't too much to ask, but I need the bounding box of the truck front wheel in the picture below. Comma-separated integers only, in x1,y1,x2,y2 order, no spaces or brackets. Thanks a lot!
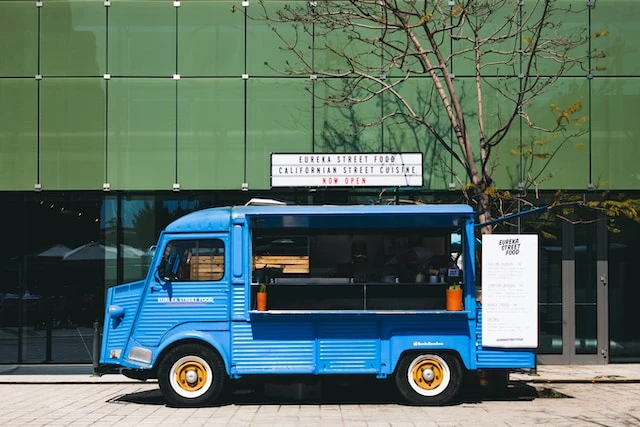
158,343,226,407
395,352,462,405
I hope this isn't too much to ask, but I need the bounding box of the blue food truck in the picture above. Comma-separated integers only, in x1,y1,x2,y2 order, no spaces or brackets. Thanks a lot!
96,203,535,406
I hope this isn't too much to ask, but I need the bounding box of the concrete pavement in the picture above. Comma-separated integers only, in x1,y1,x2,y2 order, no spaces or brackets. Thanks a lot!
1,364,640,426
2,363,640,384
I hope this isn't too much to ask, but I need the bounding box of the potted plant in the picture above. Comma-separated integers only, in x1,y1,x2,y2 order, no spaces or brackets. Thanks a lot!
446,282,463,311
256,283,267,311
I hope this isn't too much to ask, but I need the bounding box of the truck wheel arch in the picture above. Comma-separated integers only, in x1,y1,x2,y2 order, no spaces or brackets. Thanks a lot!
153,336,229,377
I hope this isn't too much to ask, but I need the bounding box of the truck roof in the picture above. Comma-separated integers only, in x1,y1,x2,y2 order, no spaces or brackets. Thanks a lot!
164,204,475,233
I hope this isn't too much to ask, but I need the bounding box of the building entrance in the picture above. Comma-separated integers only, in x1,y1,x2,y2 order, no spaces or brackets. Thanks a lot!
538,220,608,365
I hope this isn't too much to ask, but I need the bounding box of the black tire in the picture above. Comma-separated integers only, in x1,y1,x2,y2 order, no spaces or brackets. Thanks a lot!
394,352,463,405
157,343,226,407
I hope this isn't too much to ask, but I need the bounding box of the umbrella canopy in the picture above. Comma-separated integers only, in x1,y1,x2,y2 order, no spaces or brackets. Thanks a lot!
63,242,117,261
120,244,145,258
63,242,146,261
37,244,72,258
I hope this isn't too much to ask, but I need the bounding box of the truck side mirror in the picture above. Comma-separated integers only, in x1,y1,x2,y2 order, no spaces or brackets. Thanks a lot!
148,245,157,260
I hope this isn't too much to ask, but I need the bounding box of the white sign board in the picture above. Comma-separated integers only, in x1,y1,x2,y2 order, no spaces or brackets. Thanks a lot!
270,152,423,187
481,234,538,348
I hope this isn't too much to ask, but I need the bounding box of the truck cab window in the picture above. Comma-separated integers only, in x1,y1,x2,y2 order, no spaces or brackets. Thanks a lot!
159,239,225,282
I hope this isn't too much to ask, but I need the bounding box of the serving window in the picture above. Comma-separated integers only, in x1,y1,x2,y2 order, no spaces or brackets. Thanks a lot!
250,229,463,311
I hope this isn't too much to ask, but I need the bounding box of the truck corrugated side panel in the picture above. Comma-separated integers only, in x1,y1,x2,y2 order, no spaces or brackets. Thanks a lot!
476,305,536,369
133,282,229,346
231,284,246,319
384,315,475,371
101,282,145,363
317,321,379,373
231,321,315,373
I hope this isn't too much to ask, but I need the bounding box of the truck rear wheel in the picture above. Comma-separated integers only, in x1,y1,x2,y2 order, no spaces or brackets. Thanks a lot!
158,343,226,407
395,352,462,405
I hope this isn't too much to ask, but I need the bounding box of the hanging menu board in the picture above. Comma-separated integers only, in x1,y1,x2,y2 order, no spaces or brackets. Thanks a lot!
481,234,538,348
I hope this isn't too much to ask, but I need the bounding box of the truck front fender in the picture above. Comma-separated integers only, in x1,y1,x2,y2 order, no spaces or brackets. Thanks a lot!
153,322,231,375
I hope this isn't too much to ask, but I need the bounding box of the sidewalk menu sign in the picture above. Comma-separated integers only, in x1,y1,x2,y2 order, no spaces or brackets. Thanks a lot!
481,234,538,348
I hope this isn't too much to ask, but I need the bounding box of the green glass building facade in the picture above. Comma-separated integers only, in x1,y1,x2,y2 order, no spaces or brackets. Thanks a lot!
1,0,639,365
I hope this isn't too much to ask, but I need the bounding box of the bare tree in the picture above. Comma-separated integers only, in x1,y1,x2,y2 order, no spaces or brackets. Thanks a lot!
253,0,615,231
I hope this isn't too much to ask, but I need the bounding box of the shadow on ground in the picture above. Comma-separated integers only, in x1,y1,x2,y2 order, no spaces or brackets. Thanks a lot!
111,377,561,407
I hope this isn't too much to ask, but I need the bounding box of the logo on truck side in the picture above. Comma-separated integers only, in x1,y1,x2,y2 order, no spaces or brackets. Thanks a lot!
157,297,214,304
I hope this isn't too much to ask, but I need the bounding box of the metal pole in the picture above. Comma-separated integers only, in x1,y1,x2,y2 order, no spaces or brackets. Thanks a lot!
92,320,101,376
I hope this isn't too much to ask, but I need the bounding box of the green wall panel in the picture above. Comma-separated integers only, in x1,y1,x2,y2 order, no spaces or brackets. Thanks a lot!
522,78,590,190
107,78,174,190
0,79,37,191
0,0,638,193
592,78,640,189
40,78,105,190
247,1,311,77
0,2,37,77
109,2,175,77
453,0,588,79
592,0,640,77
178,1,243,77
246,78,313,189
385,76,466,191
178,79,244,189
314,80,382,156
41,1,106,76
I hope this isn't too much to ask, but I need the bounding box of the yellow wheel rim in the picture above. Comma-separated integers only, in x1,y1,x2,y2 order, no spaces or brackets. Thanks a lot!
175,360,208,393
407,354,451,396
411,359,444,391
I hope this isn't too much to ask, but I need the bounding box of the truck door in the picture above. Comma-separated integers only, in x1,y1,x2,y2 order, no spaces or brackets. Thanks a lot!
132,234,230,347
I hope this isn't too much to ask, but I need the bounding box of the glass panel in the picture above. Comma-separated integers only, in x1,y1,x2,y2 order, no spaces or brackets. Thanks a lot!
247,78,313,189
178,1,243,77
40,78,105,190
574,221,598,354
384,76,451,190
178,79,244,189
449,1,588,78
312,2,383,75
453,78,521,191
0,79,37,191
591,0,640,77
0,2,37,76
609,217,640,362
520,78,589,190
0,194,24,363
109,2,175,76
41,1,106,76
160,239,225,282
102,196,118,289
11,196,105,363
591,78,640,189
101,196,155,289
247,1,312,77
121,198,154,284
536,219,563,354
379,0,450,78
108,78,175,190
314,79,381,153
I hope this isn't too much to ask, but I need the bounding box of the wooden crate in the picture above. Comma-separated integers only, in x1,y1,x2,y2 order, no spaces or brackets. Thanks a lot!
252,255,309,274
190,255,224,280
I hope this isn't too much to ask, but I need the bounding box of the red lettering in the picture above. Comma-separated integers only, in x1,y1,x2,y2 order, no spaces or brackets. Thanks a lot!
323,177,339,185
